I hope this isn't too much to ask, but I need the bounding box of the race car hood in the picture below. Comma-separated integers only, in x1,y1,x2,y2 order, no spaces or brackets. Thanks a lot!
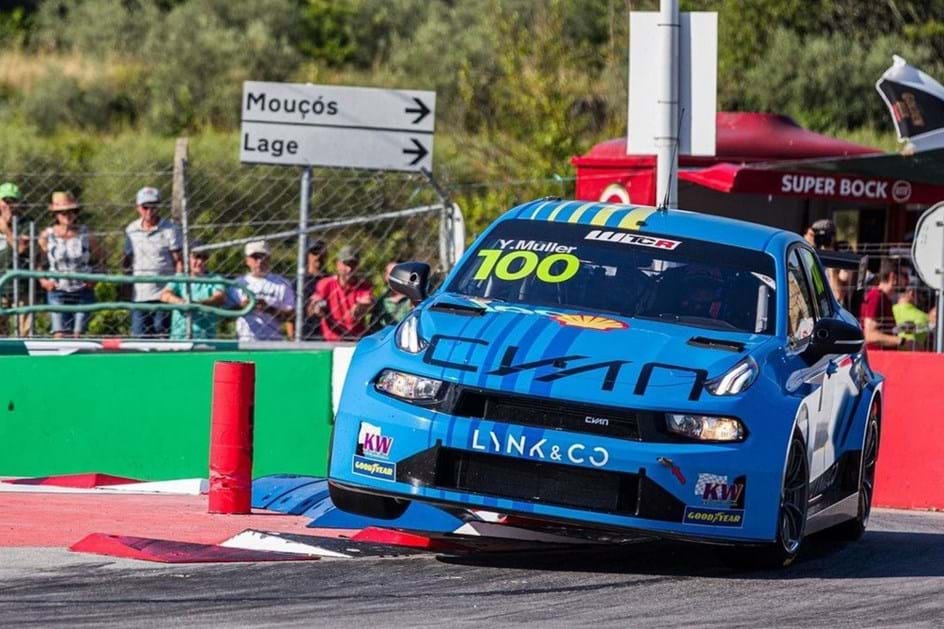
409,293,774,405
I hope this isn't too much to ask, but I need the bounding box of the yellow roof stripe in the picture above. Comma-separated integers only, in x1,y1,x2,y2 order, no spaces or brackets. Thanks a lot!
566,202,597,223
617,207,657,230
589,205,620,226
528,200,555,219
546,201,575,222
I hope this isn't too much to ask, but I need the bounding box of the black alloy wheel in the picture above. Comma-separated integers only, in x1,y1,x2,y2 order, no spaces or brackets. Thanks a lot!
829,400,880,541
724,431,809,570
778,432,810,558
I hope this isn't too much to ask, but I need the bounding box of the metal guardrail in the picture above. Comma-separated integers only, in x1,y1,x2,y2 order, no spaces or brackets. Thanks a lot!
0,271,255,317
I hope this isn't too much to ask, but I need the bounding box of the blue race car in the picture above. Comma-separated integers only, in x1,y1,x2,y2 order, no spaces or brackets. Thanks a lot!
328,199,883,567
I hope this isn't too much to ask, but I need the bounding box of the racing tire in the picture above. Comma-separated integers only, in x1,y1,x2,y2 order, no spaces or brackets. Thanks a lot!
724,432,809,570
827,400,880,542
328,482,411,520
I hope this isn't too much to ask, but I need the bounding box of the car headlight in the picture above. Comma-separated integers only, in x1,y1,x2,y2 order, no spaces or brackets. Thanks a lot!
705,357,758,396
375,369,443,401
666,413,745,441
395,310,427,353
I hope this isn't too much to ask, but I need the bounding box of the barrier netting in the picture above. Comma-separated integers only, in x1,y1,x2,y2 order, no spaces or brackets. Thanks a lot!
0,155,461,340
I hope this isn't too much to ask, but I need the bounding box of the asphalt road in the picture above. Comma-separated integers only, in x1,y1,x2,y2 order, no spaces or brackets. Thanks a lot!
2,509,943,628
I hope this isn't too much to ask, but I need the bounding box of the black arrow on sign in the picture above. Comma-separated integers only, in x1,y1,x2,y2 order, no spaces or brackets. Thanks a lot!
403,138,429,166
405,98,431,124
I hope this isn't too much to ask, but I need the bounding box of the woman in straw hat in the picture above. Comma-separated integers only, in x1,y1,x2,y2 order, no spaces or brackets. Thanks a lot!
38,191,104,338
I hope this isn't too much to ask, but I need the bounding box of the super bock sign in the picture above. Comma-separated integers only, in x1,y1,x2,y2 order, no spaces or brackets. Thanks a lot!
239,81,436,172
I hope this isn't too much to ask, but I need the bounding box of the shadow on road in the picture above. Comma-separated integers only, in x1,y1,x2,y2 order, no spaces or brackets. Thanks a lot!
439,530,944,579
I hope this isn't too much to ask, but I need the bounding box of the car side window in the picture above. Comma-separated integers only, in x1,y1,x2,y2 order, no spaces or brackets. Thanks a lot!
787,249,816,347
799,248,833,318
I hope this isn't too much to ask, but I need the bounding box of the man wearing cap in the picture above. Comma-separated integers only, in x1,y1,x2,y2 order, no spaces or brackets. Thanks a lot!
302,239,328,340
235,240,295,341
159,244,226,340
310,245,374,341
122,186,183,338
0,182,31,335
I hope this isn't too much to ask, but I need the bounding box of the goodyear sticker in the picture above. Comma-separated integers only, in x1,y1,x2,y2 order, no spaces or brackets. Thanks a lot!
352,455,396,482
683,506,744,527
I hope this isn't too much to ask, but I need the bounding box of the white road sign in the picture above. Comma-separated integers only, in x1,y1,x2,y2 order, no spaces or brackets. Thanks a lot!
240,81,435,172
912,201,944,291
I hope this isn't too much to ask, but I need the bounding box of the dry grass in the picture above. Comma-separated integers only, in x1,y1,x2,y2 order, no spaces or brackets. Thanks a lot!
0,50,130,91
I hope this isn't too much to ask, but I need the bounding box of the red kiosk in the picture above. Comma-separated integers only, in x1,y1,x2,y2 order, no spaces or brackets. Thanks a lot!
573,112,944,247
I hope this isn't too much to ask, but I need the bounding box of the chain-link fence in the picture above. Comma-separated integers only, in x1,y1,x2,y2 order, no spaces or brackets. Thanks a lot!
833,242,938,352
0,153,462,341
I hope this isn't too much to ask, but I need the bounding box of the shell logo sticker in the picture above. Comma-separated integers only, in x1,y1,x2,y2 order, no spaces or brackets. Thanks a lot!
551,314,628,331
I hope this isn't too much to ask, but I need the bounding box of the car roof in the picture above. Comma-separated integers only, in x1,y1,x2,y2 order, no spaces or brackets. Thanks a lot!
504,198,787,252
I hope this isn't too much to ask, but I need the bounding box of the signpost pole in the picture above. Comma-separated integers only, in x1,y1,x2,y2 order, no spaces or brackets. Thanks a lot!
656,0,680,207
295,166,312,342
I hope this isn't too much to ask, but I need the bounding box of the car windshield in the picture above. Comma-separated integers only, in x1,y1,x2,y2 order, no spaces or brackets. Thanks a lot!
447,219,777,334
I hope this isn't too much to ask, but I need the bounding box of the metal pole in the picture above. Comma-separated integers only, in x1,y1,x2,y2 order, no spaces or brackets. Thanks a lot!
656,0,679,208
28,221,35,337
295,166,312,342
937,218,944,353
180,157,193,340
11,215,18,337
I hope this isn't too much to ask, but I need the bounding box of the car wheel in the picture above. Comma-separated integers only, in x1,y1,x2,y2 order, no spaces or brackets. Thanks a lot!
725,431,809,570
328,482,411,520
828,400,880,541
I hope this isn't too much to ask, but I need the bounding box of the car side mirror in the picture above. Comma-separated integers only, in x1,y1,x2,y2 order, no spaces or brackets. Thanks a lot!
806,318,864,361
388,262,430,305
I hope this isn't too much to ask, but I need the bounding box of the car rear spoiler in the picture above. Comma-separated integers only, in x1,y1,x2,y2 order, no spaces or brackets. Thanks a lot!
818,250,870,289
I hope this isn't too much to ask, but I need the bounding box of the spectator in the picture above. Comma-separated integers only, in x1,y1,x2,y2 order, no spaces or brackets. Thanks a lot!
302,239,328,340
804,218,849,304
0,182,30,335
310,245,373,341
893,282,932,351
123,187,182,338
368,261,412,332
37,191,104,338
860,261,905,350
159,246,225,340
235,241,295,341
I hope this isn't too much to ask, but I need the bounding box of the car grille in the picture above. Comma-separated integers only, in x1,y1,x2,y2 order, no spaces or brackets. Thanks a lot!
395,446,687,523
451,390,644,440
434,448,640,515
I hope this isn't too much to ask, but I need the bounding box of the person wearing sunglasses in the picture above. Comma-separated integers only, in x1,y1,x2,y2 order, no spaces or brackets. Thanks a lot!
122,186,183,338
160,243,225,340
234,240,295,341
38,191,104,338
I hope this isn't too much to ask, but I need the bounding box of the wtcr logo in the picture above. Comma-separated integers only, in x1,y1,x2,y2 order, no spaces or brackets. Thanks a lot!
358,422,394,459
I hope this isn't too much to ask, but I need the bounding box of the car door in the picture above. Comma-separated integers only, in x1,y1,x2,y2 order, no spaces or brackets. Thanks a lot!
798,247,858,483
784,247,830,482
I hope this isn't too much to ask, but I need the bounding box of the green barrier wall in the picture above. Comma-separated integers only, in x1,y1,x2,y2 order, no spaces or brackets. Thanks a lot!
0,351,333,480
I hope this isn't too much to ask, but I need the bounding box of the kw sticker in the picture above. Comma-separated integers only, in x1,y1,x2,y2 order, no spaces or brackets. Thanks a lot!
358,422,393,459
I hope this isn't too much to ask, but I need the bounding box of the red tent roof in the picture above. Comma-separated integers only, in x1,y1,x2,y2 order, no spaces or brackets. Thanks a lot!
574,112,880,167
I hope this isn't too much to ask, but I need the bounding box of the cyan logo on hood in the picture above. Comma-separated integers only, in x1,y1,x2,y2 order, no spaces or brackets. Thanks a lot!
412,295,766,403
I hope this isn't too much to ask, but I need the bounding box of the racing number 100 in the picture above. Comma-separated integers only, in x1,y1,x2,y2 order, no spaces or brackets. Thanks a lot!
473,249,580,283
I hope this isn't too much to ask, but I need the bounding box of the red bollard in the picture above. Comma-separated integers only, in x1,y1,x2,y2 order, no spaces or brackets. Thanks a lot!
208,361,255,514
